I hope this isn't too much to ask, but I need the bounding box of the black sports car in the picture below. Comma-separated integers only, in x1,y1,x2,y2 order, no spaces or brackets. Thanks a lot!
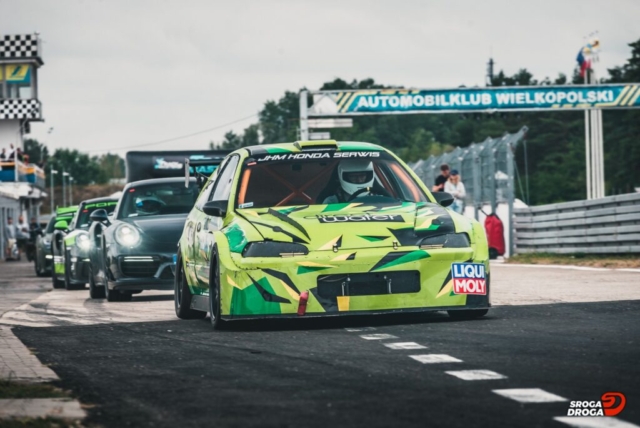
87,177,199,301
52,198,119,290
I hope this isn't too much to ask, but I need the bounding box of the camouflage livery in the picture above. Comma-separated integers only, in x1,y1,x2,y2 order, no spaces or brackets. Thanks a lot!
177,141,490,324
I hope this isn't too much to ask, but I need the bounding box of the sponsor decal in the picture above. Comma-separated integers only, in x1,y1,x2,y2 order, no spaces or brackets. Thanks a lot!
84,201,118,209
566,392,626,417
154,157,183,170
238,202,254,209
316,214,404,223
257,152,380,162
451,263,486,295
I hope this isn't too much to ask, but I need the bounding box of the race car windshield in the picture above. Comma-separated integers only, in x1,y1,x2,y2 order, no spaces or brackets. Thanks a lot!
76,202,118,229
119,182,199,218
236,151,429,209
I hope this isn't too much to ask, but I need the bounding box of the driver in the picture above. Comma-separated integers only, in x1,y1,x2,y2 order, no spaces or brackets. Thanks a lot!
135,196,165,215
323,160,375,204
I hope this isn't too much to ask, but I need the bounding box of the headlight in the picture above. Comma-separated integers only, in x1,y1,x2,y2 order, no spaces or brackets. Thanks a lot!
419,233,470,249
242,242,308,257
76,234,91,251
115,225,141,247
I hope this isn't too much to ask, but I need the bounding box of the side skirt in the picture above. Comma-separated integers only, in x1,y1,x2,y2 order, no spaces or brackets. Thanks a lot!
190,295,209,313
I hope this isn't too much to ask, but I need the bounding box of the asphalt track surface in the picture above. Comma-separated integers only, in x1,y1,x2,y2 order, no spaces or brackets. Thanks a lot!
2,261,640,428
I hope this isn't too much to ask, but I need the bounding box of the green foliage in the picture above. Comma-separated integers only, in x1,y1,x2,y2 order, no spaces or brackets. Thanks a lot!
214,38,640,205
23,138,49,164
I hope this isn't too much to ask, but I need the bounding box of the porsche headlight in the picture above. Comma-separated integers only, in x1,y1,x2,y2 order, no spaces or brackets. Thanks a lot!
419,233,470,249
242,242,308,257
76,233,91,251
115,225,141,247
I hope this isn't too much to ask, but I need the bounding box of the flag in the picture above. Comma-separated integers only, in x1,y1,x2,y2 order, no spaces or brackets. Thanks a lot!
576,49,591,77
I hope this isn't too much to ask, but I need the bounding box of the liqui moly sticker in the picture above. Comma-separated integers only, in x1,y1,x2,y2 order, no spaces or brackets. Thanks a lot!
451,263,487,295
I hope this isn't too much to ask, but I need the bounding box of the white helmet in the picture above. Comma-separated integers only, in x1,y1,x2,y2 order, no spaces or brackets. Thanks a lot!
338,160,375,196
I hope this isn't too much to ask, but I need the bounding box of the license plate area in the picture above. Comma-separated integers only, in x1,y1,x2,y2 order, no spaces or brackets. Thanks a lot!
317,271,420,299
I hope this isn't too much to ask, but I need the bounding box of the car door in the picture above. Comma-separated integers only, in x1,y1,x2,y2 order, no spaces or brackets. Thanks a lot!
184,175,217,282
194,155,240,289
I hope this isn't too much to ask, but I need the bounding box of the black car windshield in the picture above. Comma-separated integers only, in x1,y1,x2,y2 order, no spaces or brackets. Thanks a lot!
119,181,199,218
76,201,118,229
236,151,429,209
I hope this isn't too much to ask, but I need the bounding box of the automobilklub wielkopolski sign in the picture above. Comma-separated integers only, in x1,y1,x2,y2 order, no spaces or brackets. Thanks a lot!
308,84,640,115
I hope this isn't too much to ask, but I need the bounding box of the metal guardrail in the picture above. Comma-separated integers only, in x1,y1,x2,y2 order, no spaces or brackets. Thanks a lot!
514,192,640,254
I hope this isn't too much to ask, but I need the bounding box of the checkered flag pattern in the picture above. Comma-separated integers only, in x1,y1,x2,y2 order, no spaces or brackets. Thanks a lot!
0,34,39,59
0,99,41,120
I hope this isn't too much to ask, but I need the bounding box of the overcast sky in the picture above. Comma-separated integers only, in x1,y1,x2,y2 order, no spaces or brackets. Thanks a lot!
2,0,638,157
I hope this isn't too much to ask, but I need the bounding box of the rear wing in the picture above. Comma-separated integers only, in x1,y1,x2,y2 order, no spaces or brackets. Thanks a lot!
184,157,225,189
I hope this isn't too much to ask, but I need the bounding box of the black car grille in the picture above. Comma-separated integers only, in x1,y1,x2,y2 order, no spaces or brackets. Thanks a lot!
317,271,421,299
120,258,160,278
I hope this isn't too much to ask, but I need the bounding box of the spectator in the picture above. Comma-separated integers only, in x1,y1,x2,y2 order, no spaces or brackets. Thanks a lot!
15,148,25,163
444,169,466,214
432,164,450,192
4,216,17,259
0,148,6,161
29,217,41,239
6,144,15,161
16,215,30,251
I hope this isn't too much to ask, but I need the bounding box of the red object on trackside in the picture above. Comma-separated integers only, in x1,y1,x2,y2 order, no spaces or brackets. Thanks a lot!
484,213,505,259
297,291,309,316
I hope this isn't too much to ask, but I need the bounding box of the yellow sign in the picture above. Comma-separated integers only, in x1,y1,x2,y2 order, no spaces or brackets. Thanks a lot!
6,64,31,83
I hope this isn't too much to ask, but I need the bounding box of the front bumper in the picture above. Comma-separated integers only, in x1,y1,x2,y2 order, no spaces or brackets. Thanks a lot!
108,252,176,291
214,245,490,318
69,257,91,284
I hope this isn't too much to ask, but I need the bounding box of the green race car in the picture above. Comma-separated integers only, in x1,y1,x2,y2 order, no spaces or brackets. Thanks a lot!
175,140,490,328
52,198,119,290
34,207,76,278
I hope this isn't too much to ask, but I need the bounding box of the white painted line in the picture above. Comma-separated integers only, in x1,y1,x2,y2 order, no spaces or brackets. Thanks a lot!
384,342,427,350
493,388,567,403
617,268,640,273
446,370,507,380
345,327,376,332
359,333,397,340
554,416,640,428
409,354,462,364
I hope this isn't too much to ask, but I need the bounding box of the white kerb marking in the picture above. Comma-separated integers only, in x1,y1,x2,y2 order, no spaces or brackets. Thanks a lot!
554,416,640,428
359,333,397,340
384,342,427,350
445,370,507,381
493,388,567,403
409,354,462,364
345,327,376,332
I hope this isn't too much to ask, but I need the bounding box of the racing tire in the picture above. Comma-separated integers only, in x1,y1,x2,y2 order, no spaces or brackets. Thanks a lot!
105,283,121,302
89,266,105,299
447,309,489,320
34,256,47,277
209,247,225,330
175,252,206,320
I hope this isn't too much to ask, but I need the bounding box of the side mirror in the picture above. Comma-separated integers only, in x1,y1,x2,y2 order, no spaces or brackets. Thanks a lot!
90,209,110,224
54,220,69,231
203,200,228,218
433,192,455,208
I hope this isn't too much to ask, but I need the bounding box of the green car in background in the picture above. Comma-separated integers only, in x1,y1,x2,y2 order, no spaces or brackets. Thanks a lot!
51,197,119,290
174,140,490,329
34,206,76,277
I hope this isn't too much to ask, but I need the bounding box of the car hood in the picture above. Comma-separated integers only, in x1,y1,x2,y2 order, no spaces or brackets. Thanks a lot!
121,214,188,245
236,202,457,251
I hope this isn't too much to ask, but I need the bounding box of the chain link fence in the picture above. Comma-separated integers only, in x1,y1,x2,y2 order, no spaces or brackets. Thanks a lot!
409,126,528,255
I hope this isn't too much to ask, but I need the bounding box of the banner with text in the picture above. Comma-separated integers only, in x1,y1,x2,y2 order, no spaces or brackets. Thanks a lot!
308,84,640,115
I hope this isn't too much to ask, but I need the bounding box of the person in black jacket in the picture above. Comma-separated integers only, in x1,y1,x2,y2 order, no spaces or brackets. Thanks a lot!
432,164,450,192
